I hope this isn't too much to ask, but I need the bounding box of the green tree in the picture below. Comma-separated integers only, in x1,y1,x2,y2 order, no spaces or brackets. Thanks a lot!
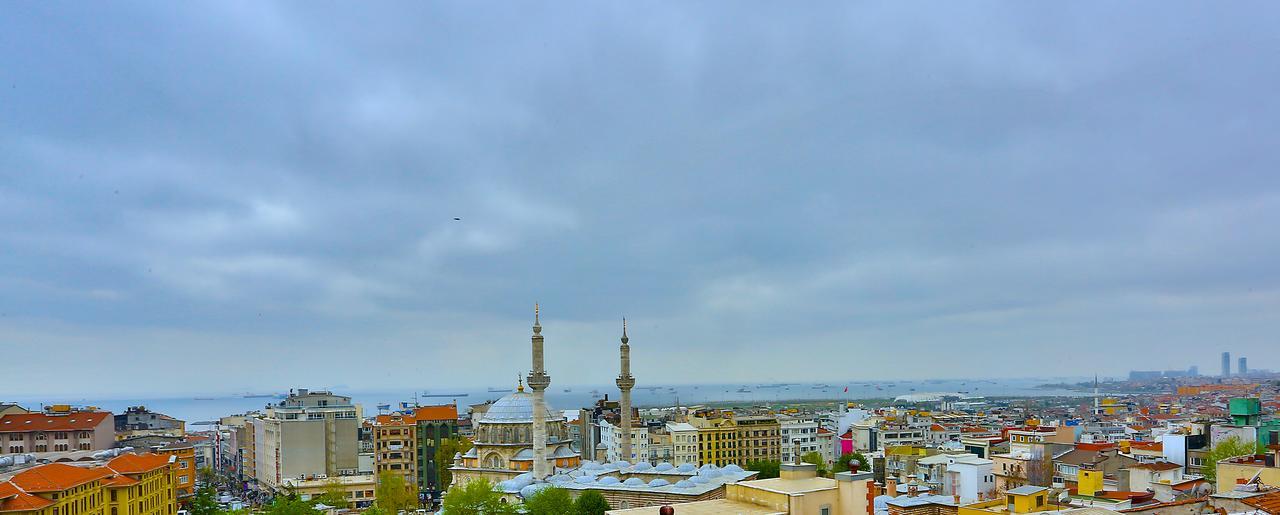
802,451,829,477
373,472,417,512
435,437,474,490
188,486,219,515
361,507,389,515
263,495,319,515
573,490,611,515
745,459,780,479
312,478,349,508
441,478,517,515
1204,435,1256,484
836,452,869,473
523,487,574,515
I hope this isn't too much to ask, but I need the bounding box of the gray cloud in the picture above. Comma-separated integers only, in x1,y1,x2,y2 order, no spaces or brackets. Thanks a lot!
3,2,1279,396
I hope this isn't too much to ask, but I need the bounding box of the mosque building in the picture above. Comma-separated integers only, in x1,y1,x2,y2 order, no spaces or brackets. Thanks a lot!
448,306,759,511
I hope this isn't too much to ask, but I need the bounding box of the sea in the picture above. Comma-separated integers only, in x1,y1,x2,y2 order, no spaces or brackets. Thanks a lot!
6,378,1087,426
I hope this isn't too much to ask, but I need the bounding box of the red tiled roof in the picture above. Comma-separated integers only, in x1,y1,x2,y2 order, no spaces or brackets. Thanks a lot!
107,453,173,474
1118,497,1208,513
413,404,458,421
1130,441,1163,451
9,463,110,493
98,474,140,488
1243,490,1280,514
0,482,55,513
0,412,111,433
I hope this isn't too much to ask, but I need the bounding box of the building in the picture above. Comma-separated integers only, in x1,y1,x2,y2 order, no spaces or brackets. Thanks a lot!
0,453,177,515
599,418,648,464
1239,357,1248,376
154,442,196,499
281,473,376,510
779,416,821,465
665,422,699,466
1,410,115,454
689,415,738,467
371,411,417,500
606,461,874,515
1214,446,1280,492
1223,352,1231,377
114,408,184,441
252,389,359,490
410,404,457,497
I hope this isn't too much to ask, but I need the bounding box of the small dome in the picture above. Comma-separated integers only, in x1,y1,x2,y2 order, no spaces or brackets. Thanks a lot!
615,460,631,468
597,476,621,486
647,479,669,487
514,472,534,482
700,468,722,478
691,475,710,484
519,483,551,499
676,463,696,473
548,474,571,483
553,446,577,458
674,480,697,488
633,462,652,471
723,464,744,473
512,449,535,460
622,478,646,487
654,462,674,471
698,463,718,472
574,475,595,484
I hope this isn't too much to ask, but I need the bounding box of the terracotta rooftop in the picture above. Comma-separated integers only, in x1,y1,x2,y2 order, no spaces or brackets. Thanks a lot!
0,482,55,512
413,404,458,421
0,412,111,433
107,453,173,474
8,463,110,493
1242,489,1280,514
1128,461,1181,471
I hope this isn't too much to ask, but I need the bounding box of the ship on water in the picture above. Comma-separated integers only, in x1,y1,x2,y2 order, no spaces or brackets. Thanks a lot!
422,391,468,398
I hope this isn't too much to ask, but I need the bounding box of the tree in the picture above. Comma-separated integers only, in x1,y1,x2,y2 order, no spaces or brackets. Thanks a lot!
197,467,220,490
573,490,611,515
441,478,517,515
188,486,219,515
745,460,780,479
523,487,574,515
837,452,869,473
435,437,474,490
262,495,319,515
312,479,348,508
802,452,830,477
374,471,417,513
1204,436,1256,484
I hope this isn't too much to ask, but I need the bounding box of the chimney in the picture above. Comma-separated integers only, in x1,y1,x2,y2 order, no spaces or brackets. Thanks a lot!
886,477,898,497
659,506,674,515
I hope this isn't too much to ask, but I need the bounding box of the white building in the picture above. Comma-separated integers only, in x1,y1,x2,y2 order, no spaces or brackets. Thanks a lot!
665,422,699,466
599,418,649,463
252,389,360,490
946,454,995,501
779,416,821,464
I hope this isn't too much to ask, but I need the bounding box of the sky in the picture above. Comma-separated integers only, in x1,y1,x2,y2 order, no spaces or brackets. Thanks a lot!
2,2,1279,397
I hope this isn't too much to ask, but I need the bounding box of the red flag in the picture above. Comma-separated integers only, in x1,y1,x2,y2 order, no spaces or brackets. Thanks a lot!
843,386,848,393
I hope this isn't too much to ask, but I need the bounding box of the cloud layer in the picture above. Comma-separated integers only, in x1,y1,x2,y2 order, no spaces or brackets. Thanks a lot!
2,2,1279,396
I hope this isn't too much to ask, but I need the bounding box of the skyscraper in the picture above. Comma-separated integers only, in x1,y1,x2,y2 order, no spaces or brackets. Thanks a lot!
1222,352,1231,377
1239,357,1248,376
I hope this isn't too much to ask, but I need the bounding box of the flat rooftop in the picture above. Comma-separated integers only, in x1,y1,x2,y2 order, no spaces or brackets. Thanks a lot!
607,499,783,515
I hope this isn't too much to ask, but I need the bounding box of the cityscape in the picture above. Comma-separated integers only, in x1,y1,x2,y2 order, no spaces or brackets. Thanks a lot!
5,2,1280,515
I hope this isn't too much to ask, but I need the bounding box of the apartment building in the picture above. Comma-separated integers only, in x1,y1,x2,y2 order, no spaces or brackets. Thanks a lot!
372,412,417,498
1,410,115,454
689,416,737,467
735,416,781,463
778,416,820,464
252,389,359,490
0,453,177,515
665,422,698,466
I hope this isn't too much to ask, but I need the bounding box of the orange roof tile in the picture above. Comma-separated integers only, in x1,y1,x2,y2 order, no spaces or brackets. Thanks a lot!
0,412,111,433
1130,442,1163,451
9,463,110,493
107,453,173,474
0,482,56,513
1128,461,1181,471
413,404,458,421
1243,490,1280,514
98,474,139,488
374,413,416,426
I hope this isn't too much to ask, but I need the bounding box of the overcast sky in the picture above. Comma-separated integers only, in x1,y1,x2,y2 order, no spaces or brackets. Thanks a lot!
3,2,1279,397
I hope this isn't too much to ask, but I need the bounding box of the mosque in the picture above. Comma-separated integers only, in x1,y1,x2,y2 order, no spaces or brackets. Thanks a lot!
449,306,757,510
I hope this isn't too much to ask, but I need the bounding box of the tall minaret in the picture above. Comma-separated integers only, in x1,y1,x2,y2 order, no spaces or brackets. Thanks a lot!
527,304,552,479
616,318,636,463
1092,374,1100,415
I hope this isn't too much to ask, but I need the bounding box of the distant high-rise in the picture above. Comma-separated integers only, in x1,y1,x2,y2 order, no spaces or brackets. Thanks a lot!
1189,365,1199,376
1239,357,1248,376
1222,352,1231,377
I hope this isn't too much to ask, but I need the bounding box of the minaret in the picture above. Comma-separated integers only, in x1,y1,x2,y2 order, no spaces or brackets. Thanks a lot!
1093,374,1100,415
616,318,636,463
527,304,552,479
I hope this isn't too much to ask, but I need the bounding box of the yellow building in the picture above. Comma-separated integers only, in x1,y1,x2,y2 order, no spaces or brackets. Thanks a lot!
0,454,176,515
736,416,782,464
689,416,738,467
281,474,377,509
1214,452,1280,493
958,485,1050,515
154,443,196,500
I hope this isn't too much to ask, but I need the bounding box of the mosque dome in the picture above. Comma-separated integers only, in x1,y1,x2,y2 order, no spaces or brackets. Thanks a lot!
674,480,697,488
597,476,621,486
647,479,669,487
622,478,646,487
654,462,674,471
723,464,744,473
676,463,696,473
480,390,563,424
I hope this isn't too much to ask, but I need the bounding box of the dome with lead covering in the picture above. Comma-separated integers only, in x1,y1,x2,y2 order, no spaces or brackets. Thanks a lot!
647,479,669,487
723,464,744,473
597,476,621,486
676,463,696,473
481,390,563,423
623,478,646,487
675,480,696,488
520,483,552,499
654,462,674,471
